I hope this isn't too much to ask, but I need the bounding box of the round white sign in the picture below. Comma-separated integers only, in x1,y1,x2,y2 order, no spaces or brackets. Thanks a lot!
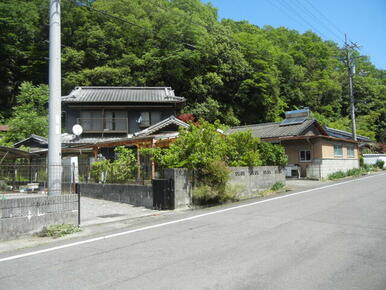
72,124,83,136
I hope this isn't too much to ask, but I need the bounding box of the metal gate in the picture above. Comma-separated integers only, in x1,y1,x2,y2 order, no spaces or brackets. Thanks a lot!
152,179,174,210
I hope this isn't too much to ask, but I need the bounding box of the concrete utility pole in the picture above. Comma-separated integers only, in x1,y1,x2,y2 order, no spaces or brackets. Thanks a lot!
48,0,62,195
344,34,358,141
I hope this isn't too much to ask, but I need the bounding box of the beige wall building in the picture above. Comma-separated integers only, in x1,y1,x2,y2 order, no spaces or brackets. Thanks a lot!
228,108,369,180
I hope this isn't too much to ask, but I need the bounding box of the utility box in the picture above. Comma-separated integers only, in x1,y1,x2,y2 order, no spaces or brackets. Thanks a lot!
152,179,174,210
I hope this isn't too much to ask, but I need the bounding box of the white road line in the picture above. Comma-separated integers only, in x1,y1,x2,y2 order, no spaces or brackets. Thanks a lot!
1,173,385,263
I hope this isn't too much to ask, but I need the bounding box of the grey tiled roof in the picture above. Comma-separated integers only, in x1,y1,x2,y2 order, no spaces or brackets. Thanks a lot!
61,133,123,145
134,116,189,137
14,134,48,147
62,87,185,103
227,119,316,139
325,127,372,142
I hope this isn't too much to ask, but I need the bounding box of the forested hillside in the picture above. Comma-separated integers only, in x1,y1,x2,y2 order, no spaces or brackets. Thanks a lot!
1,0,385,142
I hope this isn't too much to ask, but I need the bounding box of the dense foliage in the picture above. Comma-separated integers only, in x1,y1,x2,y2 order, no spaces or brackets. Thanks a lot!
90,146,137,183
141,120,287,170
0,82,48,146
1,0,385,142
141,120,287,204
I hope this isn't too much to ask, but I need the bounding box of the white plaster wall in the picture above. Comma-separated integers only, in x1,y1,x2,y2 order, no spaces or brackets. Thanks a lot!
363,154,386,165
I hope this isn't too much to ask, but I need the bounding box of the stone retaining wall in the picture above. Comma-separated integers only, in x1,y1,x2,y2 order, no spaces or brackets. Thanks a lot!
0,195,78,241
79,183,153,208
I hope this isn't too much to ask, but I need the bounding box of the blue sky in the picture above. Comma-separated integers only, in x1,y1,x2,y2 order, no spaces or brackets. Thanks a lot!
204,0,386,70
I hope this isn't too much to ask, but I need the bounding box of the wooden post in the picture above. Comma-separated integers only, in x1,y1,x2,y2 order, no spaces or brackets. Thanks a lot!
151,138,156,179
136,145,141,181
92,147,98,159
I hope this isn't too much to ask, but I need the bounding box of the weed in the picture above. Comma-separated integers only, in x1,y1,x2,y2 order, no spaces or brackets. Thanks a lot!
328,171,346,180
375,159,385,170
270,181,285,191
37,224,81,239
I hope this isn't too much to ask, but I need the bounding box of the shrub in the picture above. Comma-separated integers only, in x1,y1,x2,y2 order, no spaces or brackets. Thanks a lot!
375,159,385,169
90,159,110,183
193,160,233,205
193,185,220,205
200,160,231,190
0,180,8,191
257,142,288,166
328,165,379,180
192,183,239,205
90,146,137,183
359,155,364,167
346,168,365,177
328,171,346,180
270,181,285,191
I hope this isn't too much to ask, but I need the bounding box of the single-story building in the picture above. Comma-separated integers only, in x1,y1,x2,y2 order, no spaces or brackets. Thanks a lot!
228,108,369,180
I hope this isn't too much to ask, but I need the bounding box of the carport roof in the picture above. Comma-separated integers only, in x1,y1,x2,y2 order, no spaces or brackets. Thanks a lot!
0,146,37,160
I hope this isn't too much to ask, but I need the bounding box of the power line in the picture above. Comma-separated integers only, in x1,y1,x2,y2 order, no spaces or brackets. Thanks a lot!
274,0,329,39
265,0,308,32
291,0,344,44
303,0,345,36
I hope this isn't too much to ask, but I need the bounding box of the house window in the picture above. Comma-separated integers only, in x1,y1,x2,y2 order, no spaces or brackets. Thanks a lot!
299,150,311,162
80,110,103,131
151,111,161,125
334,144,343,157
105,111,127,131
139,112,150,127
347,146,355,158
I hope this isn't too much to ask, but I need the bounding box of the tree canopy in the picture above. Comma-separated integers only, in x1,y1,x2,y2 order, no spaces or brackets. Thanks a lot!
1,0,385,142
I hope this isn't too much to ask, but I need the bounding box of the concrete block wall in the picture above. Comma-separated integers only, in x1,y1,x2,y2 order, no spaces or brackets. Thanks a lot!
79,183,153,208
0,195,78,241
164,168,192,209
228,166,286,198
306,158,359,179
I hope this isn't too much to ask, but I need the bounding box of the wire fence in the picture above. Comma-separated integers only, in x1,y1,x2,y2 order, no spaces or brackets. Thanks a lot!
0,165,78,195
0,161,156,195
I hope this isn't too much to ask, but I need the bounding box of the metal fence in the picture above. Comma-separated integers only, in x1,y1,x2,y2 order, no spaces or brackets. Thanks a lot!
0,161,155,195
0,164,78,195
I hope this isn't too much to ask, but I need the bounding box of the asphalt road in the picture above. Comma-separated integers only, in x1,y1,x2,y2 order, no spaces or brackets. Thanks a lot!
1,173,386,290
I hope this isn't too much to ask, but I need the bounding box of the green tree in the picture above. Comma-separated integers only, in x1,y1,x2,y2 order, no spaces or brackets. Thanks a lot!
90,146,137,183
0,82,48,145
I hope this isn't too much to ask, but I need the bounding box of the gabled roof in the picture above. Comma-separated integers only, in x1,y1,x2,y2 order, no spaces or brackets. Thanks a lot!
325,127,372,142
134,116,189,137
0,146,37,160
62,86,185,104
227,119,325,139
13,134,48,148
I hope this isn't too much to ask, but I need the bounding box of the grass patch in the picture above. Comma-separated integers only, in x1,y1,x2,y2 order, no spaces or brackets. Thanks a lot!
37,224,81,239
260,182,286,197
